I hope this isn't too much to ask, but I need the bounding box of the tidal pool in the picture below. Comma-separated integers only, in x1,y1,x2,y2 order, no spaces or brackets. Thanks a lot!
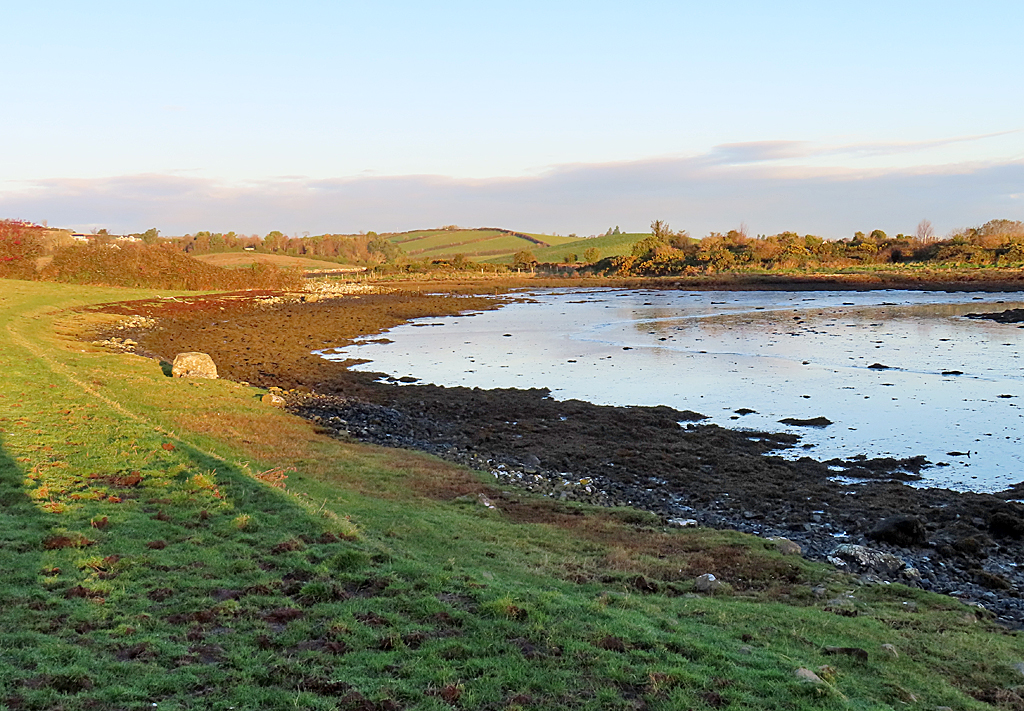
321,289,1024,493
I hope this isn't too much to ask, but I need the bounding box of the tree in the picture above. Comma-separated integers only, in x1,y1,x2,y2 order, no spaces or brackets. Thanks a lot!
650,220,673,242
512,250,537,270
564,253,578,264
583,247,600,263
916,219,935,242
136,228,160,244
264,230,286,252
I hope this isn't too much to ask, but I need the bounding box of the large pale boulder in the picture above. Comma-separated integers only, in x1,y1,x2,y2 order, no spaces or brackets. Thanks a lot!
172,352,218,379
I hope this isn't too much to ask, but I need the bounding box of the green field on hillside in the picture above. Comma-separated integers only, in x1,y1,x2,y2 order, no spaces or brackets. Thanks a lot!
386,229,576,262
486,232,647,264
1,280,1021,710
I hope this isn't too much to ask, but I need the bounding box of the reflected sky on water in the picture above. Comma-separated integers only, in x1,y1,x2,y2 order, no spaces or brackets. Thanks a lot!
320,289,1024,493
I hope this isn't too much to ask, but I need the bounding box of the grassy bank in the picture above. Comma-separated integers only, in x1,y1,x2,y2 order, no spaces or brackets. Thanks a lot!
2,280,1023,710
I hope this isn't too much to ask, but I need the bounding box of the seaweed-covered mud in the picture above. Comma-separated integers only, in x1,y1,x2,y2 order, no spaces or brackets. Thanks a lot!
92,289,1024,626
967,307,1024,324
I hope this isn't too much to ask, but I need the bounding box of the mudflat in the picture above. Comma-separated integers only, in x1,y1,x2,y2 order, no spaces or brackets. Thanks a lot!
90,280,1024,626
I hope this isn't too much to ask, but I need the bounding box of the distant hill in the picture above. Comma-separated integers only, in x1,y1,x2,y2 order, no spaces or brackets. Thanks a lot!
483,232,646,264
386,228,578,262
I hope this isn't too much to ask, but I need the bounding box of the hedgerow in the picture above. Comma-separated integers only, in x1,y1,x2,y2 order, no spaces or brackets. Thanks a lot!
39,241,303,291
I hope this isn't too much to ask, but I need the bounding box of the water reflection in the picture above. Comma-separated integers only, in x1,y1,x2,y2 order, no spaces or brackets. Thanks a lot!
321,289,1024,493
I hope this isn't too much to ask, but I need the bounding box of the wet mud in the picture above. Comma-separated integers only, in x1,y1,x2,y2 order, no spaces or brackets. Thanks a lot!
92,288,1024,626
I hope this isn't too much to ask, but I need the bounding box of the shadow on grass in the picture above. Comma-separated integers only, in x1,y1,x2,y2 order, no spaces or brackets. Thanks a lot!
0,434,48,594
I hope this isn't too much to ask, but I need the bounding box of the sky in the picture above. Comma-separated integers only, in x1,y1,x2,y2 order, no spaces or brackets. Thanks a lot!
2,0,1022,238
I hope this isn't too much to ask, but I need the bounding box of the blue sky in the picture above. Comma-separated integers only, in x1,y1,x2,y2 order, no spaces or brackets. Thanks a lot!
2,1,1022,237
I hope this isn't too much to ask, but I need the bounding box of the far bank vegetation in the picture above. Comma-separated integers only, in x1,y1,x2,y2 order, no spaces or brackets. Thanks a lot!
587,219,1024,277
2,218,1023,288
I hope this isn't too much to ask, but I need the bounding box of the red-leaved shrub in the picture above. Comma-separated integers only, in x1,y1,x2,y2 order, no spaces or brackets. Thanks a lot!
0,220,46,279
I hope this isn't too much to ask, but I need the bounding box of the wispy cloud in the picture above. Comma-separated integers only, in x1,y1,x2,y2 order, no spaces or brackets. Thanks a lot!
2,153,1022,239
706,132,1021,166
708,141,813,165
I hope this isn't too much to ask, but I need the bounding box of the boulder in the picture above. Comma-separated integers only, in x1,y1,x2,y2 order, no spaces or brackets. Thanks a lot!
171,352,218,379
694,573,720,594
866,514,926,547
794,667,823,684
827,544,916,580
261,393,286,406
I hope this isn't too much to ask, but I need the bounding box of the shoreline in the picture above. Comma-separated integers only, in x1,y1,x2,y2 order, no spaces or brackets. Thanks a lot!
91,279,1024,626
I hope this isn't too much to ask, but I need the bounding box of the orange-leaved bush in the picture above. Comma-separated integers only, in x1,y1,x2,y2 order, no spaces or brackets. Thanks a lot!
0,220,46,279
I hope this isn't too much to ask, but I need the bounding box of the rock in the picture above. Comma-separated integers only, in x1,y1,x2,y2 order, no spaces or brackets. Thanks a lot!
794,667,823,684
477,494,498,510
694,573,720,594
778,416,833,427
768,537,802,556
824,597,858,617
827,544,914,580
880,643,898,659
171,352,218,379
668,518,698,528
867,363,891,369
973,569,1012,590
952,535,991,558
989,510,1024,539
823,646,869,662
631,575,660,594
262,393,286,406
521,454,541,473
866,514,927,547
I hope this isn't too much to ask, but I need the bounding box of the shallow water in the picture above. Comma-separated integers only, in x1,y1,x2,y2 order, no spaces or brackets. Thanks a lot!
321,289,1024,492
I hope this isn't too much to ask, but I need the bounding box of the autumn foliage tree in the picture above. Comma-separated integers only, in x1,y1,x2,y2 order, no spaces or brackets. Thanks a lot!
0,220,46,279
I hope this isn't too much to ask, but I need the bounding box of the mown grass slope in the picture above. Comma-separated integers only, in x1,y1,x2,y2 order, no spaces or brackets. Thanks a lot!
2,280,1022,710
191,252,359,272
485,233,646,265
386,229,576,262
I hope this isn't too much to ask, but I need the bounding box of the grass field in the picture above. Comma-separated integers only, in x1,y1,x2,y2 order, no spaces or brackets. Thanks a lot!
485,233,647,265
191,252,361,272
386,229,577,262
2,279,1022,710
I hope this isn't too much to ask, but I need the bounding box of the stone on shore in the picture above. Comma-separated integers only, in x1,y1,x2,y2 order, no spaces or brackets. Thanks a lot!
172,352,218,379
795,667,823,684
827,544,918,581
866,514,927,547
694,573,720,594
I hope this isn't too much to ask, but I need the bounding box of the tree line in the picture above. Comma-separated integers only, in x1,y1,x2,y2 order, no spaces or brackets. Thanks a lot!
570,219,1024,276
165,230,403,266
